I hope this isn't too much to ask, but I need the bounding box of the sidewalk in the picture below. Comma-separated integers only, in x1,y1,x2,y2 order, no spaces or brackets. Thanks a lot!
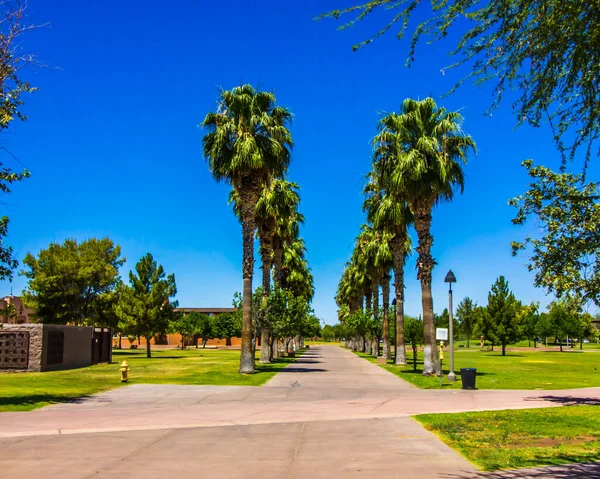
1,346,598,478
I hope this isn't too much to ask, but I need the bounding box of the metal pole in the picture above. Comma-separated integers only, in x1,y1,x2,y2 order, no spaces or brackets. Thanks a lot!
448,283,456,382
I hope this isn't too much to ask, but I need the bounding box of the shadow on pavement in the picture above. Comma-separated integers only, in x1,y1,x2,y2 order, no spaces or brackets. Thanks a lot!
442,462,600,478
275,367,328,373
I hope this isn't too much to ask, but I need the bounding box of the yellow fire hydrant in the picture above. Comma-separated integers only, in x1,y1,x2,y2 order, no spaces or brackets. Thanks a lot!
120,360,130,383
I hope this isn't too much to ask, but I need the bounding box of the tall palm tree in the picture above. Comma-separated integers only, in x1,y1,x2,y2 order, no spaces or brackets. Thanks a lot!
273,211,304,287
254,179,302,363
201,85,293,374
369,148,414,366
382,97,476,375
336,260,366,350
353,225,392,356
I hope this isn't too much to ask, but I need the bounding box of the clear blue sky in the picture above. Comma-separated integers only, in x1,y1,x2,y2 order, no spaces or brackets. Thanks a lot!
1,1,596,323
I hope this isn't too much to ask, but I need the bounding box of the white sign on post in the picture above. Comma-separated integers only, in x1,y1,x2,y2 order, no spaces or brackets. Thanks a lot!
436,328,448,341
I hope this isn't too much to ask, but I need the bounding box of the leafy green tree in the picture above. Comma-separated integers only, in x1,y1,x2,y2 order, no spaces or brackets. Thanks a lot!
318,1,599,165
546,298,585,352
169,313,196,349
485,276,521,356
333,323,345,342
574,313,596,350
0,302,17,323
455,297,477,348
212,312,242,347
435,308,459,336
535,312,554,348
404,316,424,371
192,312,214,348
518,302,540,348
321,324,335,342
0,3,38,281
510,161,600,306
115,253,177,358
21,238,124,326
201,85,293,374
345,309,372,352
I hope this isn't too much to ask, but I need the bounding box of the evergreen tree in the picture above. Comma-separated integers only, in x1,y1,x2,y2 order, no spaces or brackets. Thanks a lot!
485,276,521,356
455,297,477,348
22,238,124,326
115,253,177,358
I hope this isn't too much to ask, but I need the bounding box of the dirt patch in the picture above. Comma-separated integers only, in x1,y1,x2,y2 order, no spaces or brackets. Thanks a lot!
506,436,598,449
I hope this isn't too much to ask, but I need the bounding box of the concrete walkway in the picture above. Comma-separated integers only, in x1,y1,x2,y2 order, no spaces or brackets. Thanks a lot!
1,346,599,478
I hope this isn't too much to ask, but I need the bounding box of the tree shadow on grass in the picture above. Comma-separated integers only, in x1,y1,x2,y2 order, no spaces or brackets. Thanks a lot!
0,393,95,410
482,353,526,358
524,395,600,406
442,461,600,478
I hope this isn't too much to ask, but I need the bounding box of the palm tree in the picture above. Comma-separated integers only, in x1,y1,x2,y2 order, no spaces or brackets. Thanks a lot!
201,85,293,374
353,225,392,357
336,260,366,350
254,179,302,363
369,148,414,366
381,97,476,375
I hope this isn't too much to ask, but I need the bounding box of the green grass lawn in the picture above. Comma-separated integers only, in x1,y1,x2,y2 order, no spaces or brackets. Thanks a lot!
305,340,342,346
355,348,600,389
416,406,600,471
0,348,302,412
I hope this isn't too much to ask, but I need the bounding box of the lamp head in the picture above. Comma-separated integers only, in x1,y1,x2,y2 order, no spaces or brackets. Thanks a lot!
444,270,457,283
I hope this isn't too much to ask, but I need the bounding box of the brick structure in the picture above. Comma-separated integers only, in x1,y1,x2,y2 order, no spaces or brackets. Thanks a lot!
0,324,111,372
119,307,240,348
0,296,34,324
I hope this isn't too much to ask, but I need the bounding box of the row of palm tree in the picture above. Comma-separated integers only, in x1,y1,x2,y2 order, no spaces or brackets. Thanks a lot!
336,97,476,375
202,85,313,373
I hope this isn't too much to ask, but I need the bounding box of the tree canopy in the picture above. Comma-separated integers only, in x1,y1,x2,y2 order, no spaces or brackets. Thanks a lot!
21,238,124,326
510,160,600,306
317,0,600,166
115,253,177,358
0,2,39,280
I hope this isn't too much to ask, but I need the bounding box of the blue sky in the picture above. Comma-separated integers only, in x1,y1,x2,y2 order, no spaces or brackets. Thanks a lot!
1,1,595,323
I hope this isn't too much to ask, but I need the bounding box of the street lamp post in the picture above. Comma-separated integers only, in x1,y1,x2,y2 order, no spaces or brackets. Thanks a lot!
444,270,457,382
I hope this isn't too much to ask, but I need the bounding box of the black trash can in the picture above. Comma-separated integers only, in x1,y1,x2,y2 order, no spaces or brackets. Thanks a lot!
460,368,477,389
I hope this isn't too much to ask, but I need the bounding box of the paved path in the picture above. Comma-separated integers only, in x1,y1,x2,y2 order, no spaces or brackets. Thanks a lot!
1,346,599,478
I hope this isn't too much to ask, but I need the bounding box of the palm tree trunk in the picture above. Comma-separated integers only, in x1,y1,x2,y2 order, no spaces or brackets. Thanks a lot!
414,201,439,375
258,223,273,364
365,290,372,314
391,238,407,365
382,274,391,360
372,281,379,357
238,182,258,374
272,237,284,287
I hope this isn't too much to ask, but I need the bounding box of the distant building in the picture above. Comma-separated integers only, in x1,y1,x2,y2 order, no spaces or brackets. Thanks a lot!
1,296,34,324
175,307,236,317
120,307,239,348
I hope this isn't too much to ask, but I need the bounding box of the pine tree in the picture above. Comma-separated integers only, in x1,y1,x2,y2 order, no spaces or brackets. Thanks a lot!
115,253,177,358
485,276,521,356
456,297,477,348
